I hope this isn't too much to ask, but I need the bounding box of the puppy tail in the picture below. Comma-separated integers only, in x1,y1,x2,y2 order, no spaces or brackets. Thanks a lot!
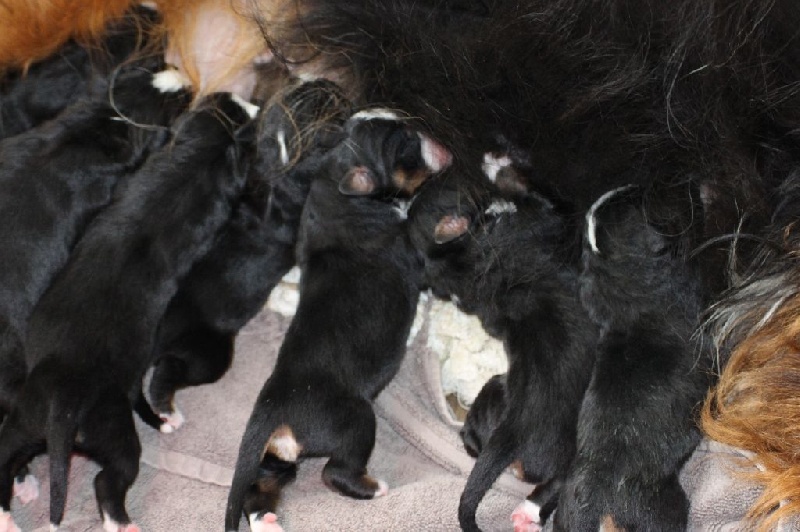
225,408,289,531
46,401,81,528
458,423,517,532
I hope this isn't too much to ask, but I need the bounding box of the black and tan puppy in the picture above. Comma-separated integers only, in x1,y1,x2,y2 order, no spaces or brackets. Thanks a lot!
0,92,253,532
407,175,597,532
147,79,352,430
553,185,714,532
225,110,451,532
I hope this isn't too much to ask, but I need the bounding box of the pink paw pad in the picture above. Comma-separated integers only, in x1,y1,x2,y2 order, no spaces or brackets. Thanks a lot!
102,513,140,532
511,500,542,532
249,512,284,532
13,474,39,505
158,408,185,433
0,511,21,532
374,479,389,498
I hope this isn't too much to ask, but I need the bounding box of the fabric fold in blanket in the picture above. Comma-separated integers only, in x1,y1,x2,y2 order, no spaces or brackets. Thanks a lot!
10,301,792,531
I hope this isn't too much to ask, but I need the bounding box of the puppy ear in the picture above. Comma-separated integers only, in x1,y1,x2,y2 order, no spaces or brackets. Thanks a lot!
434,215,470,244
339,166,375,195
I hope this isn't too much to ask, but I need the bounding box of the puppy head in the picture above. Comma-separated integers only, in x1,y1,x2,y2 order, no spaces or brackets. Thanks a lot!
579,185,702,327
253,79,352,176
333,108,452,197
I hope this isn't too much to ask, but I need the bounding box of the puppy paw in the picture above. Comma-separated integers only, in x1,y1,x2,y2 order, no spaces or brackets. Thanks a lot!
102,513,140,532
374,479,389,498
249,512,284,532
13,473,39,505
0,511,21,532
511,500,542,532
158,408,185,433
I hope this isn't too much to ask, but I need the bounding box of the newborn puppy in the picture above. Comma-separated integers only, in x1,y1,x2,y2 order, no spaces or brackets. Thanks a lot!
553,185,714,532
0,7,162,139
225,109,450,532
0,93,252,532
147,79,352,430
0,64,190,424
407,176,597,532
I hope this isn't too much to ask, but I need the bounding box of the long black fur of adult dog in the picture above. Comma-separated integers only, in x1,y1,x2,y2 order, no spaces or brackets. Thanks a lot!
0,92,251,532
147,80,351,427
408,176,597,531
224,113,442,532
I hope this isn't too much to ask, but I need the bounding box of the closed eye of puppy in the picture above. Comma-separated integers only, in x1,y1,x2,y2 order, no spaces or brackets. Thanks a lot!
224,108,448,532
147,79,352,431
407,174,597,532
0,92,253,532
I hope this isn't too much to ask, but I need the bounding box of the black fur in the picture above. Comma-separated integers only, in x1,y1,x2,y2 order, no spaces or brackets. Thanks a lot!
557,185,715,531
224,116,430,531
0,7,163,139
147,80,351,422
0,93,251,530
408,176,598,531
0,64,190,425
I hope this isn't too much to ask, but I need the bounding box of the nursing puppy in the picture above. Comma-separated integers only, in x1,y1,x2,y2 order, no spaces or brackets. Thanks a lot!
0,6,162,139
0,64,191,423
561,185,714,531
0,93,252,532
407,176,597,532
225,110,450,532
148,79,352,429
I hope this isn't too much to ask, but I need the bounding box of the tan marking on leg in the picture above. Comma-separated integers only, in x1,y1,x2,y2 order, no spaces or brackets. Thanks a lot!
264,425,302,462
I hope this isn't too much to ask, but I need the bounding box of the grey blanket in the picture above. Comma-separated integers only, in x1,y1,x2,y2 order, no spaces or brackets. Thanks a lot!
10,301,785,531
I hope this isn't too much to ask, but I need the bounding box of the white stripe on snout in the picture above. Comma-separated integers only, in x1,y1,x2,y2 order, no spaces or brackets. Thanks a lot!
481,153,512,183
231,94,260,119
585,185,634,255
276,130,289,165
393,199,411,220
151,69,190,93
351,108,401,122
485,199,517,216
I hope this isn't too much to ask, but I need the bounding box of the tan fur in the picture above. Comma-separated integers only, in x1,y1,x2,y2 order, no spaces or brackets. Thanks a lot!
702,284,800,530
599,514,626,532
263,424,302,462
0,0,137,71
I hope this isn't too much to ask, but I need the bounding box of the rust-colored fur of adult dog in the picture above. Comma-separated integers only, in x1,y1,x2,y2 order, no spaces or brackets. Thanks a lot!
702,291,800,530
0,0,136,71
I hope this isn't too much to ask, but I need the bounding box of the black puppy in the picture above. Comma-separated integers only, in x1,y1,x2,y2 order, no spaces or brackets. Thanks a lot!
0,6,162,139
553,185,713,531
0,92,253,532
147,79,352,430
225,110,450,532
0,63,191,424
407,175,597,532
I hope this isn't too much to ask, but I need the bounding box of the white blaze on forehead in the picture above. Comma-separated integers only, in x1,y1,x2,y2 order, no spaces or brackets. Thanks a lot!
485,199,517,216
585,185,634,255
351,108,402,122
393,199,411,220
481,153,512,183
418,132,452,172
151,69,191,93
276,130,289,165
230,94,260,119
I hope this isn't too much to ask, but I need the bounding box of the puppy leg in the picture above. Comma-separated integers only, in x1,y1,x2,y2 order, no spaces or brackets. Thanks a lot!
320,398,387,500
78,396,142,532
149,329,234,431
243,456,297,532
0,414,41,530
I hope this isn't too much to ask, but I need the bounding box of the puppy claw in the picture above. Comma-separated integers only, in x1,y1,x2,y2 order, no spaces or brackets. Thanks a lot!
0,511,21,532
13,474,39,505
374,479,389,498
511,500,542,532
249,512,284,532
158,408,185,433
